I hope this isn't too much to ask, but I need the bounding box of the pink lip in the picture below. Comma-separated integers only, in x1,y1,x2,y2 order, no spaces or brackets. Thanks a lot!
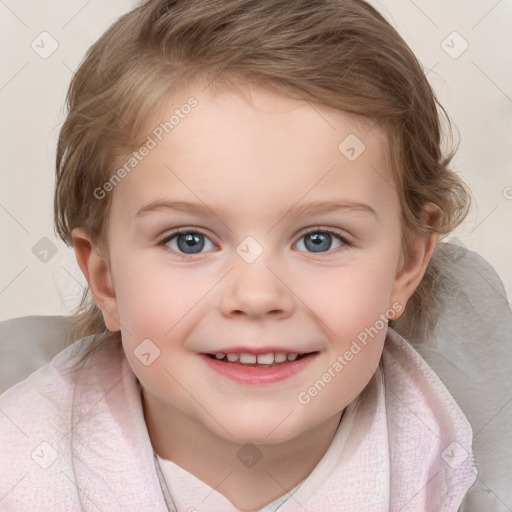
199,352,318,385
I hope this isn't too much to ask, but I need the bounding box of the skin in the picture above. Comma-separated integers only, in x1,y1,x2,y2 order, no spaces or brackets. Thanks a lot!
72,82,437,510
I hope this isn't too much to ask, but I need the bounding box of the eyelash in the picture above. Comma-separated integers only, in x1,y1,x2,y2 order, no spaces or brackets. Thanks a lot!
156,227,352,258
295,228,352,253
156,228,214,259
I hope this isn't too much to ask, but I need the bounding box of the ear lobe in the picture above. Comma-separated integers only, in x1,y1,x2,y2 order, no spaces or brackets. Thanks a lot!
71,228,121,332
390,206,440,316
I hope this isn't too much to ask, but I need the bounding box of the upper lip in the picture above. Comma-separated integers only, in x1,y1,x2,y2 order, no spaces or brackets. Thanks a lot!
200,346,318,354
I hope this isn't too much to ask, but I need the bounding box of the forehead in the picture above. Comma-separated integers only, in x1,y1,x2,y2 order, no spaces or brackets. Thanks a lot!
109,82,397,222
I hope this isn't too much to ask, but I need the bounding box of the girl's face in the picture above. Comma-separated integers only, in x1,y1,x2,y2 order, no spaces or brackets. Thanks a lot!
81,83,429,445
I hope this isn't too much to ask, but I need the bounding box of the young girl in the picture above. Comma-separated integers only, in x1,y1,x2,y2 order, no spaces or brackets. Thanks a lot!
0,0,477,510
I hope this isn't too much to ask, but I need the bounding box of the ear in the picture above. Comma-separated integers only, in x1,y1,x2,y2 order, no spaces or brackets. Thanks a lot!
71,228,121,332
389,206,439,317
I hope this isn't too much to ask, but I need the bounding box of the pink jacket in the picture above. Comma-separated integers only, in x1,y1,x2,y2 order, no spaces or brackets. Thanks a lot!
0,328,476,511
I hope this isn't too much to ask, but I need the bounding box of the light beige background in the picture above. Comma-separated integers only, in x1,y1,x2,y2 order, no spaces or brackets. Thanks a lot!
1,0,511,321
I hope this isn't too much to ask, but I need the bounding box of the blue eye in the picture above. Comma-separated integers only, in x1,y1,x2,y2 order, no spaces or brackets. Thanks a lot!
295,230,346,253
160,231,215,255
159,228,348,256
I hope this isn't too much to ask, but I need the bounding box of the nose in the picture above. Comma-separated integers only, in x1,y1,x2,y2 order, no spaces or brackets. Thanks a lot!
219,257,295,320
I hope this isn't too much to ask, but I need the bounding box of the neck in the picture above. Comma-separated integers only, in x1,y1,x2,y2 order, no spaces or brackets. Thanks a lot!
142,390,342,511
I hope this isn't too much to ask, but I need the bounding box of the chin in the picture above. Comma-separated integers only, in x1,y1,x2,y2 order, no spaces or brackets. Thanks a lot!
230,429,299,446
210,411,313,446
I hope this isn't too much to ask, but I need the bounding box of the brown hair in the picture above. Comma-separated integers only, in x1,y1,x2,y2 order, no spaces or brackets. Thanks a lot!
54,0,470,362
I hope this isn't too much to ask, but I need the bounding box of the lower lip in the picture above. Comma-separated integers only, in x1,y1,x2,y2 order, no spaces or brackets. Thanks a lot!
199,353,317,385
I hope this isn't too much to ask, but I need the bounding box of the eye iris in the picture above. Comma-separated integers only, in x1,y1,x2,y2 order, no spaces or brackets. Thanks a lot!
305,232,331,252
177,233,204,254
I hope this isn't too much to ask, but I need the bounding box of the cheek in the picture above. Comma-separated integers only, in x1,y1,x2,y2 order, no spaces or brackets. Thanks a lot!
111,252,209,339
297,338,383,427
295,271,389,419
110,259,207,407
292,254,399,337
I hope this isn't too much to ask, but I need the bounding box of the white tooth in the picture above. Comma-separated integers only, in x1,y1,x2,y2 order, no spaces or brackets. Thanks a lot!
227,353,239,362
215,353,226,359
239,353,257,364
287,353,298,361
274,352,287,363
257,353,274,365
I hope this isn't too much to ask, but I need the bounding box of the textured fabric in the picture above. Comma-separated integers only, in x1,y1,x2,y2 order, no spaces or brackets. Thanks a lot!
0,327,475,511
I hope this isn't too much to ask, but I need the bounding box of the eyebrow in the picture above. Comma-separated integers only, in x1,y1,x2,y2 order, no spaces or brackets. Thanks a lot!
135,199,377,220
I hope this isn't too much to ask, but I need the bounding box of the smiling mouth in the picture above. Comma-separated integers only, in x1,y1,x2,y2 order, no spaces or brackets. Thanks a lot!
204,351,317,366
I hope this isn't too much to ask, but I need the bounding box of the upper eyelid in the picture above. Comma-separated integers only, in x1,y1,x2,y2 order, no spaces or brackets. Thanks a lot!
299,226,349,238
158,227,215,244
158,225,348,238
